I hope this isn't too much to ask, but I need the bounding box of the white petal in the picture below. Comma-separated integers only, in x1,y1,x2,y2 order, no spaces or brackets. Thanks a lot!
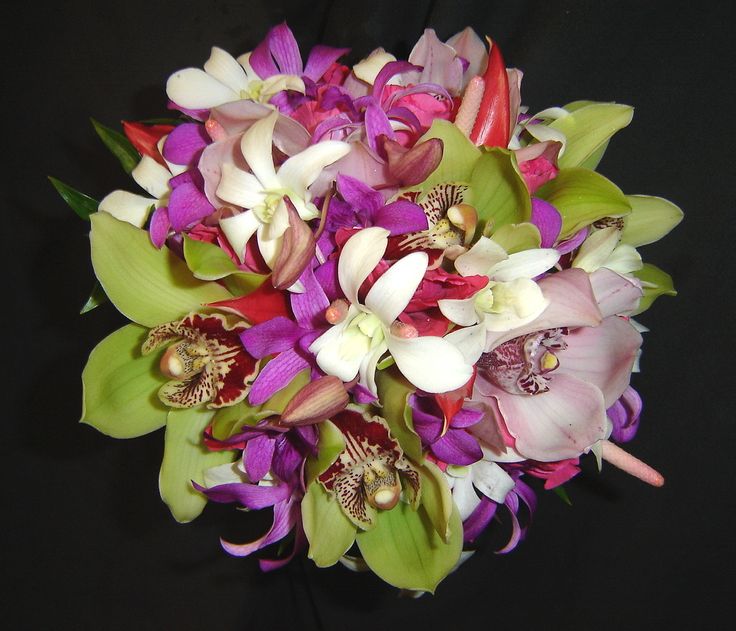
482,279,549,331
572,226,620,272
604,244,643,275
358,341,389,397
216,163,266,208
219,210,260,262
488,248,560,281
443,323,486,365
132,156,171,199
311,313,370,383
277,141,351,195
451,474,481,521
365,252,428,325
387,335,473,393
352,49,398,85
98,190,155,227
236,52,259,82
203,47,248,94
454,236,508,277
241,111,280,190
438,296,480,327
261,74,306,100
256,226,283,269
203,462,246,487
338,227,389,307
470,460,515,503
166,68,237,109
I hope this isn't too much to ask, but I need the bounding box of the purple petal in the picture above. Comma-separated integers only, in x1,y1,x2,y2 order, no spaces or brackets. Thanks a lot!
312,115,360,143
167,182,215,232
385,106,423,132
304,45,350,82
432,429,483,465
248,348,311,405
162,123,210,166
373,200,429,235
451,407,484,429
608,385,642,443
372,61,422,99
337,174,383,213
149,206,170,249
221,498,297,557
259,518,306,571
556,226,589,255
463,497,498,543
167,100,208,121
408,394,443,444
352,384,378,404
273,434,306,483
530,197,562,248
267,23,303,75
325,196,359,232
290,264,329,329
496,493,525,554
249,34,280,78
245,434,276,482
240,316,306,359
193,480,289,509
314,259,340,302
384,83,452,109
364,102,395,155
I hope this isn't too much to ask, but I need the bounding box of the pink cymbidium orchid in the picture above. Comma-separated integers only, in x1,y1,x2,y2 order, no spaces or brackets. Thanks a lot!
214,110,349,268
309,227,474,395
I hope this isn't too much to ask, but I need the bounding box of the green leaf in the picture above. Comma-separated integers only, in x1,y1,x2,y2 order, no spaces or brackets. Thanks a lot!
417,120,481,191
48,177,99,220
91,118,140,174
306,420,346,484
621,195,684,247
552,485,573,506
468,149,532,233
490,222,541,253
537,168,631,239
302,481,356,567
632,263,677,315
549,103,634,169
418,461,454,542
80,281,108,314
90,212,231,327
210,400,269,440
260,368,311,415
356,501,463,593
376,368,422,462
183,236,266,294
81,324,168,438
159,406,235,523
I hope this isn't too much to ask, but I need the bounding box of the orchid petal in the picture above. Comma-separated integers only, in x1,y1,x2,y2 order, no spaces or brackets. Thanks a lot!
589,268,643,317
240,316,305,358
221,498,297,557
311,315,368,383
166,68,237,109
167,182,215,231
433,430,482,465
438,296,480,327
530,198,563,247
241,112,280,189
266,23,303,75
203,47,248,94
352,49,398,85
365,252,428,325
387,335,473,393
373,201,429,235
256,226,283,269
338,227,389,307
248,348,310,405
572,226,620,272
220,210,260,262
304,44,350,81
451,474,482,521
604,244,643,275
358,341,389,396
132,156,170,199
471,460,515,503
454,236,508,277
149,207,170,248
245,434,275,482
98,190,155,227
443,323,486,365
216,163,266,208
488,248,560,281
277,140,351,195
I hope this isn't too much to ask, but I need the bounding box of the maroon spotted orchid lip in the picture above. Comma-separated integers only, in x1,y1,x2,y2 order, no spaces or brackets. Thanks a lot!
142,312,259,408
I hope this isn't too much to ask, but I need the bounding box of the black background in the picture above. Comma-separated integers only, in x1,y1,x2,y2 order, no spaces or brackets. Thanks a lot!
6,1,735,629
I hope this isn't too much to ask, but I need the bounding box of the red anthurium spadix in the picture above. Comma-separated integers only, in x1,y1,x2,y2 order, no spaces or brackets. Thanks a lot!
469,38,510,148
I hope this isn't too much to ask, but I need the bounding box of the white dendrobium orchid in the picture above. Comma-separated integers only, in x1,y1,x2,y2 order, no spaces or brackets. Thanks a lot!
98,141,185,227
166,47,306,110
215,111,350,267
309,227,474,395
438,237,560,363
445,452,516,521
572,225,643,275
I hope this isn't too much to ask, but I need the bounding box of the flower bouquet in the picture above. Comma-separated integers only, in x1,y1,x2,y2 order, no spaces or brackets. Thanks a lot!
54,23,682,593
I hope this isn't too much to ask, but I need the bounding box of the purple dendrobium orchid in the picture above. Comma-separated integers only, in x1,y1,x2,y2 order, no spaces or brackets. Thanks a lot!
608,385,642,443
409,392,483,466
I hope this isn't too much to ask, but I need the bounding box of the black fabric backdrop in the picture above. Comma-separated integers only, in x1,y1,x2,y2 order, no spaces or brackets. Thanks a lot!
6,1,734,629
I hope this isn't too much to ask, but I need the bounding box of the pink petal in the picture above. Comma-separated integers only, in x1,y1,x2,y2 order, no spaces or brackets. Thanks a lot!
589,268,643,317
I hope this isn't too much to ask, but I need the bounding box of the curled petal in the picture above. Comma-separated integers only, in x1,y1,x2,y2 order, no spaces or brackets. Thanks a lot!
365,251,428,325
338,227,389,307
280,376,349,426
167,68,237,109
221,498,299,557
271,199,317,290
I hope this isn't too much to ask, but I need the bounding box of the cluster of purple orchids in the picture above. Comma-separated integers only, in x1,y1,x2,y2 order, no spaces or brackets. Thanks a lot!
69,23,681,592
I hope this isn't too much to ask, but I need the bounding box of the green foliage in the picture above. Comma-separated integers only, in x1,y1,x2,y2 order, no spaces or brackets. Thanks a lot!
418,119,481,191
302,482,356,567
91,118,140,174
48,177,98,220
633,263,677,315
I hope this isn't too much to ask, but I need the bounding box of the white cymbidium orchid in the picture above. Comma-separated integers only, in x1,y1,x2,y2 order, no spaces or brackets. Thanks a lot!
572,225,643,275
309,227,474,395
166,47,305,110
215,111,350,267
98,140,185,227
439,237,560,364
445,451,516,521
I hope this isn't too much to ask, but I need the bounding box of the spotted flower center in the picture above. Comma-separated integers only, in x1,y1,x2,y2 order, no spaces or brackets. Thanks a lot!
478,328,567,395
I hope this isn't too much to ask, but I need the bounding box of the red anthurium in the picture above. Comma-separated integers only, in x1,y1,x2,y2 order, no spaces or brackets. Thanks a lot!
209,282,291,325
469,38,510,148
122,121,175,166
434,368,476,434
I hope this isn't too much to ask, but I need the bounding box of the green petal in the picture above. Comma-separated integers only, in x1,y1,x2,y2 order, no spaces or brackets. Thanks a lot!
633,263,677,315
537,168,631,239
79,281,108,314
305,420,346,484
302,481,357,567
490,222,542,253
159,406,235,523
183,236,266,294
81,324,168,438
356,501,463,593
210,401,271,440
418,461,455,542
549,103,634,169
376,368,422,462
621,195,684,247
90,212,231,327
91,118,140,174
468,148,531,234
417,120,481,191
48,177,99,220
